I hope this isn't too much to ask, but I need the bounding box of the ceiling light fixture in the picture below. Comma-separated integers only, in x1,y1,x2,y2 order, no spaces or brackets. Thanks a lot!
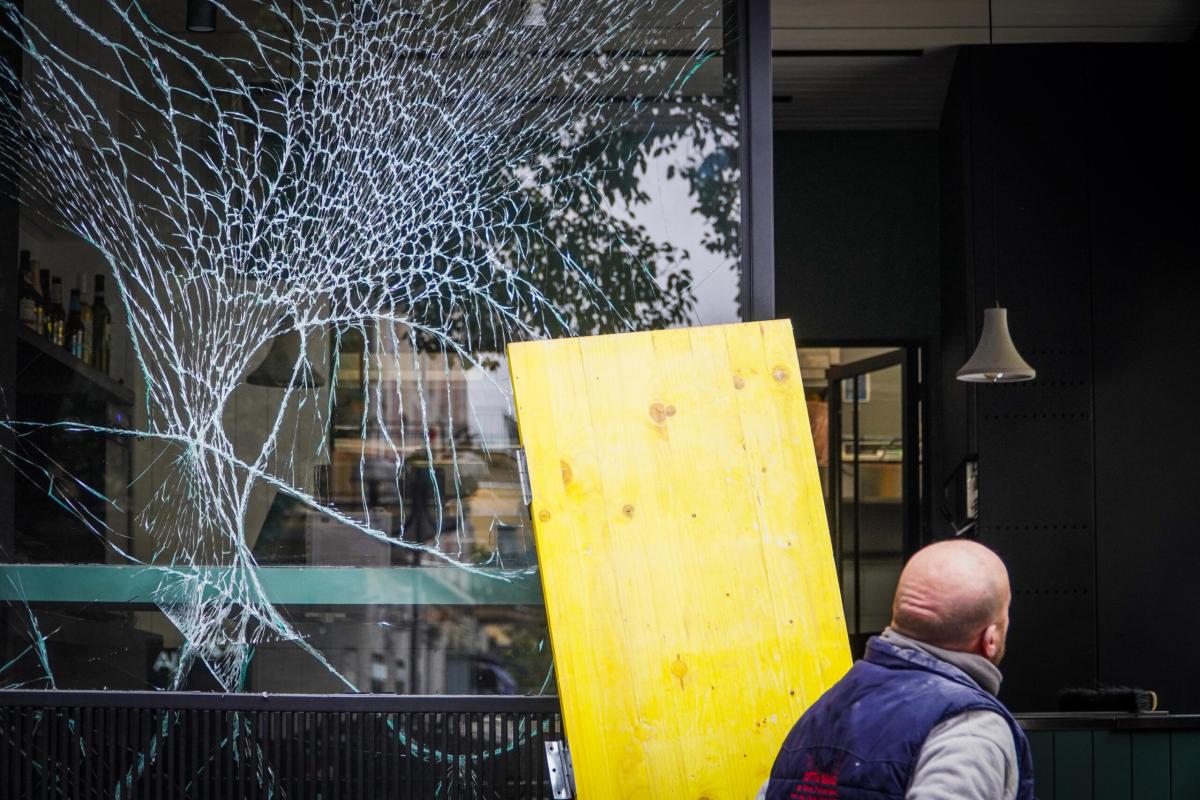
957,0,1035,384
956,308,1035,383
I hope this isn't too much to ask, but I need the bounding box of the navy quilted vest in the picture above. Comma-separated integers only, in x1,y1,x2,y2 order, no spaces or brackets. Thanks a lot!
766,636,1035,800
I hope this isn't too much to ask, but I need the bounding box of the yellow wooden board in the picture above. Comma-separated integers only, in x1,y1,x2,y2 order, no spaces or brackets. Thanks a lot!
508,320,851,799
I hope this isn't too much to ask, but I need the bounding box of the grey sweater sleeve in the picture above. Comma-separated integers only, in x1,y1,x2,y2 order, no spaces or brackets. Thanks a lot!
907,709,1018,800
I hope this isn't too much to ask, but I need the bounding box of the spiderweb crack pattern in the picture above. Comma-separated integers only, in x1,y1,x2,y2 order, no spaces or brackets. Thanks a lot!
0,0,733,698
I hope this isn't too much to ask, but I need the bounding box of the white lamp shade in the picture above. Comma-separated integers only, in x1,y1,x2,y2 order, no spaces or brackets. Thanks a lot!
957,307,1036,383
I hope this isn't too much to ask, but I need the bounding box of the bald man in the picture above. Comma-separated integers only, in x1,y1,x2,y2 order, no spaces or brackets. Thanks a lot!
760,540,1035,800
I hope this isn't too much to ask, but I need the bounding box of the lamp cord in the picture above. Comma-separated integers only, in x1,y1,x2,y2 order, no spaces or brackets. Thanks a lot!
988,0,1000,307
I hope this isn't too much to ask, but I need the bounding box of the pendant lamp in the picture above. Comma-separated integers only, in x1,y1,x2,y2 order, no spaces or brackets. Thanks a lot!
957,1,1035,385
246,328,327,388
956,307,1035,383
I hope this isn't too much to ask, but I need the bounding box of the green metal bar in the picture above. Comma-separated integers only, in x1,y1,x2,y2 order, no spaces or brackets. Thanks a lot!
0,565,544,605
1092,731,1132,800
1027,730,1056,800
1054,731,1093,800
1130,732,1170,800
1170,731,1200,798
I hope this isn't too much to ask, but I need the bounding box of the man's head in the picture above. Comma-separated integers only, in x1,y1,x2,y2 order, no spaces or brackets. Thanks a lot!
890,540,1012,665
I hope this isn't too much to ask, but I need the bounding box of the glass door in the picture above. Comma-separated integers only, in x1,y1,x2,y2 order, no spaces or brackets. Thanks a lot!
826,349,921,657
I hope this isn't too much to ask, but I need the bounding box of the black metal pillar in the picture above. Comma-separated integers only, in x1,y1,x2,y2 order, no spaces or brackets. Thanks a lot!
735,0,775,322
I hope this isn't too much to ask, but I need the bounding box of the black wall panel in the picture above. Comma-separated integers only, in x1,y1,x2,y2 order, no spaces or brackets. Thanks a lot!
939,42,1200,711
1086,45,1200,715
774,131,940,344
952,46,1099,711
934,59,973,532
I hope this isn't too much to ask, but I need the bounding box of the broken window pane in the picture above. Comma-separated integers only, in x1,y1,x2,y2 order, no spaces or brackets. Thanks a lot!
0,0,740,698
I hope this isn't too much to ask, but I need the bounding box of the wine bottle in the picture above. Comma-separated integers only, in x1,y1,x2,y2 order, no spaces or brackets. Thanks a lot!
38,268,51,338
78,274,94,366
66,285,84,359
17,251,38,330
92,274,111,374
47,275,66,347
30,260,45,334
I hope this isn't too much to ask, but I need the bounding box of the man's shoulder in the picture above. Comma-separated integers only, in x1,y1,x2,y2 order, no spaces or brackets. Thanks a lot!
929,708,1018,752
911,709,1019,800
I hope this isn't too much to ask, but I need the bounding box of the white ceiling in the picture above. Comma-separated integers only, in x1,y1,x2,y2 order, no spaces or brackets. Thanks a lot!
772,0,1200,129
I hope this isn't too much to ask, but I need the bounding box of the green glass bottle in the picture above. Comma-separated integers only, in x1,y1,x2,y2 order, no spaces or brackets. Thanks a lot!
65,285,84,359
78,274,93,365
92,274,112,374
30,260,45,334
47,275,66,347
38,268,51,338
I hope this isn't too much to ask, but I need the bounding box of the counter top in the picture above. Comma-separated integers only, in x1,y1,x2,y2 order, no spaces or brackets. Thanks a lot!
1016,711,1200,730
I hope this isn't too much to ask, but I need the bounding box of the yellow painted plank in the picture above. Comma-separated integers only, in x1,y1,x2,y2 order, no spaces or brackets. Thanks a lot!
509,321,851,799
509,336,640,791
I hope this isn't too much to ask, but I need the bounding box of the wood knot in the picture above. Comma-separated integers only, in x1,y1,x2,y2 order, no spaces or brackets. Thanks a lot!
538,510,551,522
622,504,635,518
560,460,573,485
772,366,789,382
649,402,676,423
733,375,745,390
671,655,688,690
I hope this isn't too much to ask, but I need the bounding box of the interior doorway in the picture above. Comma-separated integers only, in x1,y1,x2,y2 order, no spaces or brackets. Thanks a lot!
798,346,923,657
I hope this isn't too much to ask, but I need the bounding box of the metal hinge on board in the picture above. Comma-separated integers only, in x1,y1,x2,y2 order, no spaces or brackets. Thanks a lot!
516,446,533,511
544,740,576,799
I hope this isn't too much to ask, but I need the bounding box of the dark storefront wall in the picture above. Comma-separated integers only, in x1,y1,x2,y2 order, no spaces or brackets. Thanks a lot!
773,131,941,661
778,41,1200,714
938,43,1200,712
774,131,940,345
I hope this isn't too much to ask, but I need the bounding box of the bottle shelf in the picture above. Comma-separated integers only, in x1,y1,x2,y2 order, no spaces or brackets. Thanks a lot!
15,323,133,406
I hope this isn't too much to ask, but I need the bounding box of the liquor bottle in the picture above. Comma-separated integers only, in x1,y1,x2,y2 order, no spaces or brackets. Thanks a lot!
66,285,84,359
30,259,45,333
78,274,94,366
38,268,51,338
17,251,38,330
47,275,66,347
92,274,111,374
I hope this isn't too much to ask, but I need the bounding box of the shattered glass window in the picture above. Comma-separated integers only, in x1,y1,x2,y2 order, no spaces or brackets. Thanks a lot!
0,0,741,694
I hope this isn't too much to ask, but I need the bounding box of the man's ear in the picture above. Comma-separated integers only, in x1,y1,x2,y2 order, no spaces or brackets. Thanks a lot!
980,623,1000,660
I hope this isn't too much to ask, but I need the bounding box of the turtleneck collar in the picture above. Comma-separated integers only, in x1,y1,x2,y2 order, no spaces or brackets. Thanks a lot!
880,626,1003,697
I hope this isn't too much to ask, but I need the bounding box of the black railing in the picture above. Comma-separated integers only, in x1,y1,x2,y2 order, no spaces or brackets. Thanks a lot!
0,691,563,799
